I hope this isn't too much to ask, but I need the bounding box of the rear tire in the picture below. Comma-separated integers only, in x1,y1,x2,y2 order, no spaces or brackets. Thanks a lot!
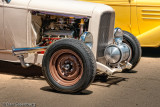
123,31,142,72
42,39,96,93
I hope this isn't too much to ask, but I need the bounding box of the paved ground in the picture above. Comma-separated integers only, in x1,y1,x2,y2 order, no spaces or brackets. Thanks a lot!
0,48,160,107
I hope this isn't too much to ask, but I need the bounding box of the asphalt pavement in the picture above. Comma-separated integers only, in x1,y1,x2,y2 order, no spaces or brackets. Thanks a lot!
0,47,160,107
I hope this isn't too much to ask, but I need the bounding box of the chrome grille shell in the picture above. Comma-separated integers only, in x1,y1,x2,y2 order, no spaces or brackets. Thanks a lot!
97,12,115,57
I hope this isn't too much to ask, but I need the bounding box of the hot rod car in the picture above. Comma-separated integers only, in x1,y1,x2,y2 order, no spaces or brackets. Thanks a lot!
0,0,141,93
82,0,160,47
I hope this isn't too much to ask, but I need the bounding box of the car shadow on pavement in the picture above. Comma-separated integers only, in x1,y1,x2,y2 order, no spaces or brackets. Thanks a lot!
40,86,93,95
142,47,160,58
0,60,130,94
0,61,43,80
92,74,128,87
40,73,129,94
120,70,137,73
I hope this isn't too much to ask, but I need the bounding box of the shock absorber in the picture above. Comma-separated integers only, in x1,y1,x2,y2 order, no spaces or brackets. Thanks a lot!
79,19,84,36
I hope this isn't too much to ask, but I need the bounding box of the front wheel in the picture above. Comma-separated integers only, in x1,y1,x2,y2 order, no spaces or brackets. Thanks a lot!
42,39,96,93
123,31,142,71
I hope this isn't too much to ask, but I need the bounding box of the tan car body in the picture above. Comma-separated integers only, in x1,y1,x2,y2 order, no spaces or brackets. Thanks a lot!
0,0,115,68
0,0,141,93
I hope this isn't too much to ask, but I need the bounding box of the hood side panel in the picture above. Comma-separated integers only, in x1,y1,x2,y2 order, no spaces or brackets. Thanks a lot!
28,0,100,16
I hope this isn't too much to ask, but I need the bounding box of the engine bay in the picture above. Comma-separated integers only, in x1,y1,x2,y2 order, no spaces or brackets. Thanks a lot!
31,11,90,47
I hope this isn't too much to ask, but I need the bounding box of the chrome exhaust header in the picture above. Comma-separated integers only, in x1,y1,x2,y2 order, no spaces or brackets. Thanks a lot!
12,46,48,68
17,55,32,68
12,46,48,56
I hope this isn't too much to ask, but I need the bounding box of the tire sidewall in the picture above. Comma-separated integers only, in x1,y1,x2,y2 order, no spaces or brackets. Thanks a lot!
123,31,142,70
42,39,96,93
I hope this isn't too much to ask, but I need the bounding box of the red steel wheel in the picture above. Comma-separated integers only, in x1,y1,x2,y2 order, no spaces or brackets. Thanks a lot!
49,49,83,86
42,39,96,93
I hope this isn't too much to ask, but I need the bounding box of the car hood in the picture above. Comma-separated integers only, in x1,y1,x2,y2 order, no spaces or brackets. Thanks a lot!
28,0,103,16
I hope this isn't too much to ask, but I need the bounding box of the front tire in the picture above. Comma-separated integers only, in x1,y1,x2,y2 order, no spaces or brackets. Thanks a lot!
42,39,96,93
123,31,142,71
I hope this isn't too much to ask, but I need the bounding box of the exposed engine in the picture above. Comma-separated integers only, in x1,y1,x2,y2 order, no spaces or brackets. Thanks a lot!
31,11,89,47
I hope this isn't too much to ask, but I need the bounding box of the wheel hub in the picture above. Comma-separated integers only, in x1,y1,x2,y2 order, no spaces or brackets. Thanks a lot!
63,61,72,71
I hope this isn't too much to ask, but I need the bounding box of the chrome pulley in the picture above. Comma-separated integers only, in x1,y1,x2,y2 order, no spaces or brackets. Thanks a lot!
104,43,131,64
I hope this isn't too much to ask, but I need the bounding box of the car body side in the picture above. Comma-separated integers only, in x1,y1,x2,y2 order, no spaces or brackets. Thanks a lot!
81,0,160,47
0,0,115,65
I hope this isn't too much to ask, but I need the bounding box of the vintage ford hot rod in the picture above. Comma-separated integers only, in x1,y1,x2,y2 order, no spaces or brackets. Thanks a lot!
0,0,141,93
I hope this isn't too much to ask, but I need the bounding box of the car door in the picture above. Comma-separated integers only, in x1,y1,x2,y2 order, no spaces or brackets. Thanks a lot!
0,0,5,49
136,0,160,47
82,0,131,32
3,0,30,49
106,0,131,32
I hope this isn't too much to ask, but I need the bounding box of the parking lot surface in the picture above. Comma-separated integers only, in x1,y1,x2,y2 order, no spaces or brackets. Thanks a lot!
0,48,160,107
